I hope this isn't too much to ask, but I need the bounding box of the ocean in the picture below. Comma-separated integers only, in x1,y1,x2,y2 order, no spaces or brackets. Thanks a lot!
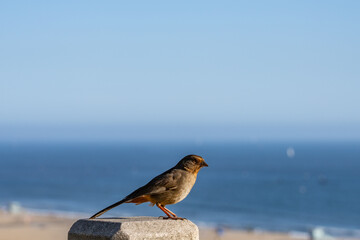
0,141,359,232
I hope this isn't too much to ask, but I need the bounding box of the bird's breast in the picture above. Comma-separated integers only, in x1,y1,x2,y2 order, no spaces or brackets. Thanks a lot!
157,170,197,205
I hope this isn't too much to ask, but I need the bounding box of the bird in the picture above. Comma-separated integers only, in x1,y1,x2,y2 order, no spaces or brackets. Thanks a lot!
89,154,208,220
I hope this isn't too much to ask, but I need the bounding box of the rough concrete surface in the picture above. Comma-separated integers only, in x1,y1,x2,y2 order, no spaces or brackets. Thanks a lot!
68,216,199,240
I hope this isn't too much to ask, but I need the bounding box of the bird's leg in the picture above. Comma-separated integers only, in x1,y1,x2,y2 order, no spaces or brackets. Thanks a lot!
163,206,178,218
156,203,184,220
164,206,185,220
156,203,173,219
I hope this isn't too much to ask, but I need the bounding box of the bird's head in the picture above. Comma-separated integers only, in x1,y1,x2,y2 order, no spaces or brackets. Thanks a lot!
176,154,208,174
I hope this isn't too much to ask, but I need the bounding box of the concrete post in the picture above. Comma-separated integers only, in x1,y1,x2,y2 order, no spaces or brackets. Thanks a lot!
68,216,199,240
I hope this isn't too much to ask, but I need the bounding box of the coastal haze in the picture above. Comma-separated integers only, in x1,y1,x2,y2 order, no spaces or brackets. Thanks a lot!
1,1,360,240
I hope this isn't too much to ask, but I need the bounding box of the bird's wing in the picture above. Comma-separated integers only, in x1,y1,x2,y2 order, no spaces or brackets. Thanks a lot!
146,168,183,193
124,168,183,200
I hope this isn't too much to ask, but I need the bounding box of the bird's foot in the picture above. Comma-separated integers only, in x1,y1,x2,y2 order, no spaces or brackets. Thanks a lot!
159,216,185,220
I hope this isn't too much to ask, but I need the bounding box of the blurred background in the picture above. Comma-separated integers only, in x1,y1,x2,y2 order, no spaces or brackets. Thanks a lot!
1,1,360,239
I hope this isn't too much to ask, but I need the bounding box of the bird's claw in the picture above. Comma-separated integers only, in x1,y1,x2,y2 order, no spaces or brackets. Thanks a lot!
159,216,185,220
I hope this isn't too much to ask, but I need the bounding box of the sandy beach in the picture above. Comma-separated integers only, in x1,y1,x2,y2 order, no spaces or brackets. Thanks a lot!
0,210,75,240
0,209,307,240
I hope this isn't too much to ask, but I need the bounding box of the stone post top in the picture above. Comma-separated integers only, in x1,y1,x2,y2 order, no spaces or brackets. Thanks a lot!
88,216,185,222
68,216,199,240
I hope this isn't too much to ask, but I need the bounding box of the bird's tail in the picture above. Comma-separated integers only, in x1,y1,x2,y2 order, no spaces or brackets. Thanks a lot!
89,199,126,219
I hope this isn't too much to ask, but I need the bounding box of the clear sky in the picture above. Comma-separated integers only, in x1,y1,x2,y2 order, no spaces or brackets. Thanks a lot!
1,1,359,141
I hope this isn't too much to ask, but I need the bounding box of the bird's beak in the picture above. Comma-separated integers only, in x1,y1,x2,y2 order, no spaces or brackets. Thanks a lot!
201,161,209,167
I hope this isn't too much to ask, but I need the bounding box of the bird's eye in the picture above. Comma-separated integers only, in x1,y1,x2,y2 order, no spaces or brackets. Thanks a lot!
194,157,201,164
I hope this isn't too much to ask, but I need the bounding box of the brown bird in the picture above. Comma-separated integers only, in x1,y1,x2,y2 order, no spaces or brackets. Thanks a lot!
89,155,208,220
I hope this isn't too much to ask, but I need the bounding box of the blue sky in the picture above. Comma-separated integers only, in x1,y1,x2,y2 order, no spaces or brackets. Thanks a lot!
1,1,359,140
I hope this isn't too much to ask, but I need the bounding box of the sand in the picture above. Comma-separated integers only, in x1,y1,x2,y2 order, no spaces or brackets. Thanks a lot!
0,210,306,240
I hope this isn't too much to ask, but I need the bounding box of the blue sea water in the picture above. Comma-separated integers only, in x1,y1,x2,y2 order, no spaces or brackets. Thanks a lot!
0,141,359,232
